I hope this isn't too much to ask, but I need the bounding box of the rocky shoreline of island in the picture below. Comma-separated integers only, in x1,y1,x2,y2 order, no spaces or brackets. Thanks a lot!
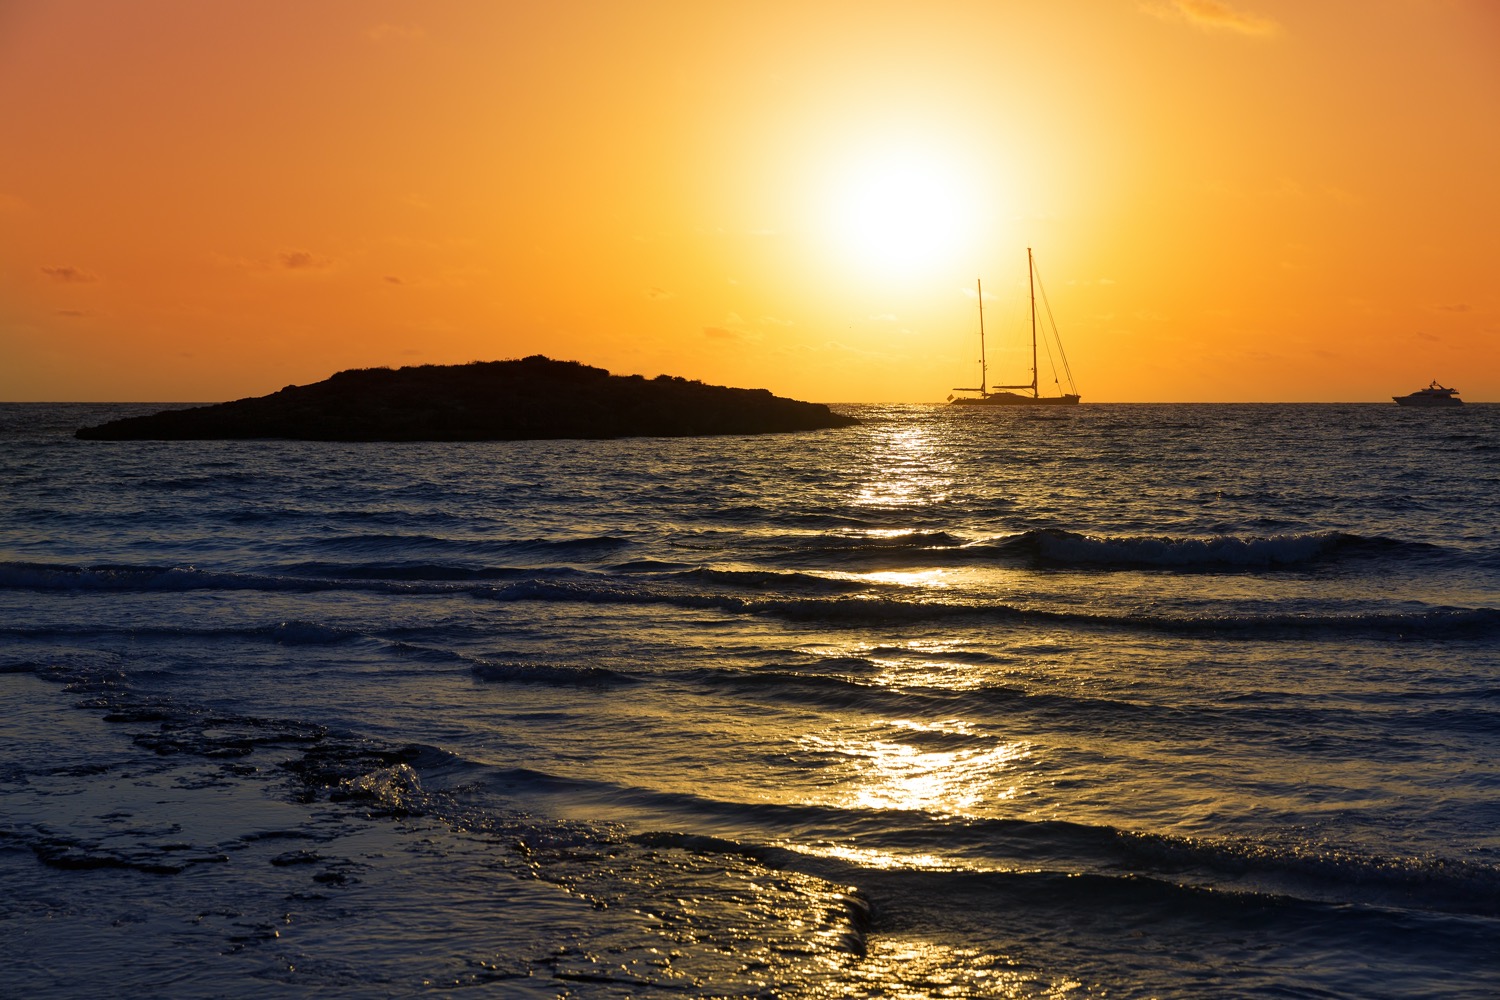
74,356,858,441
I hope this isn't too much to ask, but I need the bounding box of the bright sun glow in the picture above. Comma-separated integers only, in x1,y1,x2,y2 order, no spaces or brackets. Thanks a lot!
827,149,973,277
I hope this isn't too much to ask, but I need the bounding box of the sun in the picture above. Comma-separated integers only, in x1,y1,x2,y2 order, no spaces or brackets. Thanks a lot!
826,149,973,277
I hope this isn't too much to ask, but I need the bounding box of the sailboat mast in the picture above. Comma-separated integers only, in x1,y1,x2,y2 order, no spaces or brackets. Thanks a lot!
947,247,1080,405
976,278,987,396
1027,247,1038,396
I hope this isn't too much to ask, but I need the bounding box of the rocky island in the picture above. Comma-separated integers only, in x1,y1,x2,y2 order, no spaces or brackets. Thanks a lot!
75,356,858,441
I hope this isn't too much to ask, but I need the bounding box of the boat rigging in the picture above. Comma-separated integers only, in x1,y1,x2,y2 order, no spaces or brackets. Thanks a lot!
949,248,1080,406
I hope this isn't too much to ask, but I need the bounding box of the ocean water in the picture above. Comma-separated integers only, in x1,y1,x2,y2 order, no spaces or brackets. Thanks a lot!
1,400,1496,998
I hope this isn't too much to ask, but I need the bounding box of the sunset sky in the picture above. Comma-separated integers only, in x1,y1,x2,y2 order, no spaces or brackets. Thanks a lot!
3,0,1496,402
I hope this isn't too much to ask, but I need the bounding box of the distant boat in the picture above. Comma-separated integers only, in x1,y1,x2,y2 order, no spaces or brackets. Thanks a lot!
949,248,1080,406
1393,381,1463,407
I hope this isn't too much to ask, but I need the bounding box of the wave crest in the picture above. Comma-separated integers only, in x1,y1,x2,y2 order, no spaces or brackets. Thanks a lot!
1011,528,1416,569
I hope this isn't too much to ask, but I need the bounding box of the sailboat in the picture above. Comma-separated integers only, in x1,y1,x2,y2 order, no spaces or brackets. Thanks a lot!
949,248,1081,405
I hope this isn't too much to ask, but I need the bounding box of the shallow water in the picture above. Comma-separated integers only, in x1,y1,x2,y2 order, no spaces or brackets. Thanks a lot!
2,401,1497,997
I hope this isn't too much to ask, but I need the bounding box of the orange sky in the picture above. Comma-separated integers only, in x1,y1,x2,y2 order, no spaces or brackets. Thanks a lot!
3,0,1497,402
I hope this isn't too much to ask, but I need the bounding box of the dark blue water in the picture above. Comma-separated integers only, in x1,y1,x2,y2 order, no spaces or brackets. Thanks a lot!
2,402,1497,997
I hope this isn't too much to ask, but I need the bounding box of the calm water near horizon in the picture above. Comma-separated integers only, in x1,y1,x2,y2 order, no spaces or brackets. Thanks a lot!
2,401,1497,998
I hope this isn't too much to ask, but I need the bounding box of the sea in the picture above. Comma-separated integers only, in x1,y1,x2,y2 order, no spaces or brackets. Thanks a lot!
1,400,1496,999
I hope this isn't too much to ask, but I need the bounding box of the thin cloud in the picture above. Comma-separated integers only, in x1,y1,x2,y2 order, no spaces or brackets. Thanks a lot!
1143,0,1280,37
1435,303,1471,313
219,249,335,273
41,265,98,283
277,249,333,270
644,286,674,301
56,309,91,317
705,312,766,342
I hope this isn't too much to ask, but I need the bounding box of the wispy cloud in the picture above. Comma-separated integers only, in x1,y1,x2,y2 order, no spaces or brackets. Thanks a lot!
704,312,769,342
277,249,333,271
1435,303,1471,313
214,249,336,274
1143,0,1280,37
644,286,674,301
41,265,98,283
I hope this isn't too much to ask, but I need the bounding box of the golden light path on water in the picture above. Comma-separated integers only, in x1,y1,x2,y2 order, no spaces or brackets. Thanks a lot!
776,633,1041,876
782,419,1045,876
751,409,1068,1000
851,423,956,509
812,723,1025,809
841,568,953,589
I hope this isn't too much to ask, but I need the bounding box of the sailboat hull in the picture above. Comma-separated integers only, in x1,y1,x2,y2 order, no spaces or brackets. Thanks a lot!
950,392,1080,406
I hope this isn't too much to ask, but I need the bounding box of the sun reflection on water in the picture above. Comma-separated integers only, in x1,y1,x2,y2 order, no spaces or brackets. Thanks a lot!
852,937,1071,999
839,568,953,589
852,425,955,510
794,640,1007,692
791,841,957,872
800,718,1030,821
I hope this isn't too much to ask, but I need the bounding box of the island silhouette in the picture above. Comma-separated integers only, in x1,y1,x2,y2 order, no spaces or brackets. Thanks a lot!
74,356,858,441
